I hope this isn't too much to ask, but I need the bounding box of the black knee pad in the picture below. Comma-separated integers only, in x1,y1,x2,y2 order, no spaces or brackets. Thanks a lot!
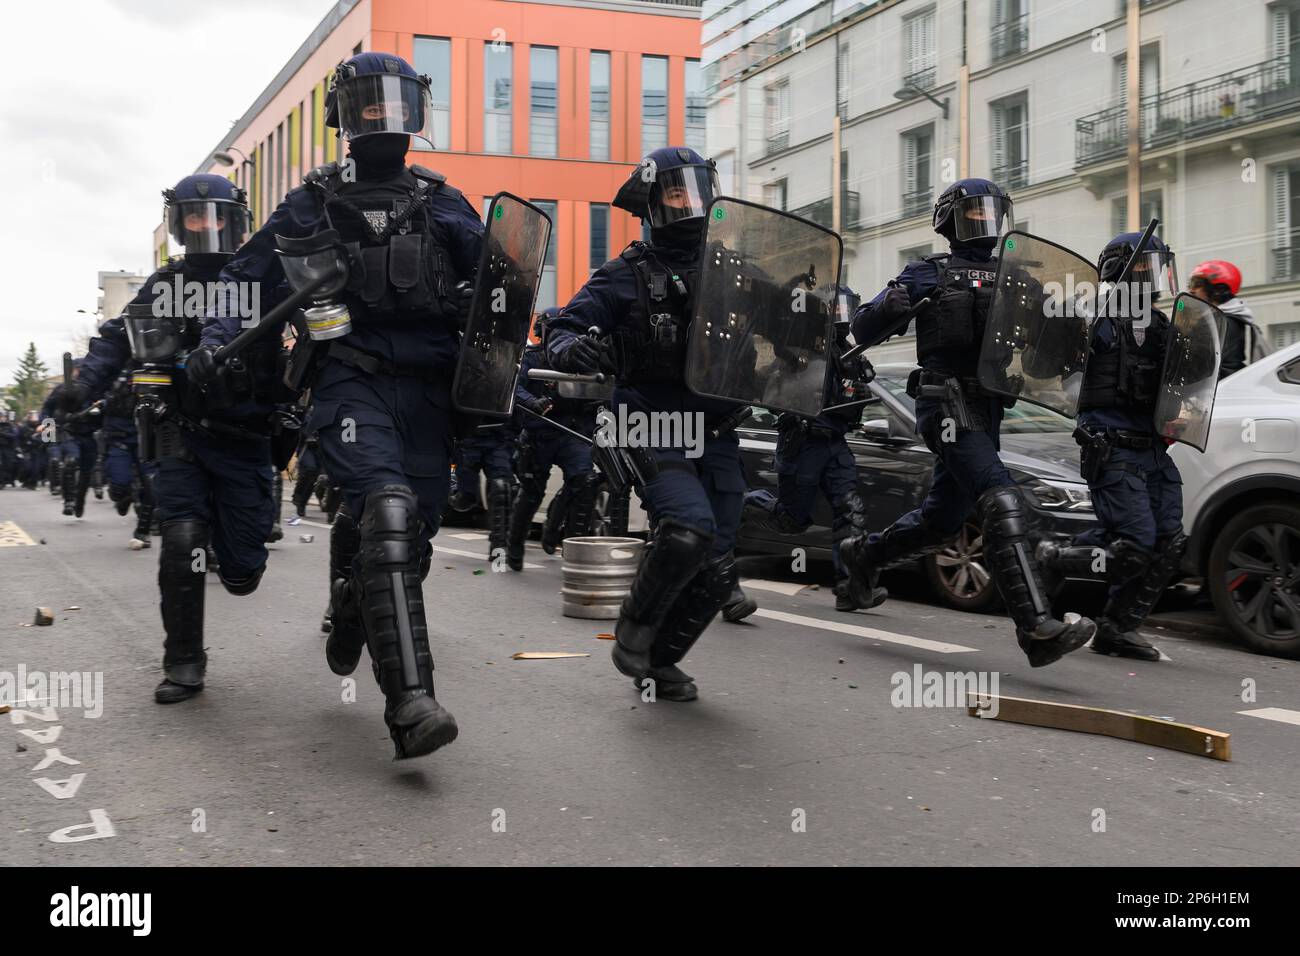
1155,529,1188,560
1108,536,1153,584
977,485,1029,539
359,484,421,569
219,565,265,596
698,551,740,605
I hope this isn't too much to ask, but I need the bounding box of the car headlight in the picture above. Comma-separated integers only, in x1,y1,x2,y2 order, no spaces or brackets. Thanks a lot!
1020,476,1094,513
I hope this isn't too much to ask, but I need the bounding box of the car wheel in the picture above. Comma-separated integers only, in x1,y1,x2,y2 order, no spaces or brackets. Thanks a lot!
1207,502,1300,659
925,520,998,611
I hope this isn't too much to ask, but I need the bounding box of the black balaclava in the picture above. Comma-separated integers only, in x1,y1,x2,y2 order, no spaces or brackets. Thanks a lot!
348,133,410,180
651,217,705,255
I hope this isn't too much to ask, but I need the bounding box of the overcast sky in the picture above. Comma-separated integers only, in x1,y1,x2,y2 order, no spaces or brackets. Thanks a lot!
0,0,338,383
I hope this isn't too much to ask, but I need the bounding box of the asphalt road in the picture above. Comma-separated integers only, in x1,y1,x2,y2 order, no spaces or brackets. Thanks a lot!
2,486,1299,866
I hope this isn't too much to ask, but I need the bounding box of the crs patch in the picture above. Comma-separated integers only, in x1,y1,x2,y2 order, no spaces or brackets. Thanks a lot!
966,268,998,288
363,209,389,235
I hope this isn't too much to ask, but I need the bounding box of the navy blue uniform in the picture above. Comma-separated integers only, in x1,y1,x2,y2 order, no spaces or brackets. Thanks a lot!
515,344,595,484
548,247,745,556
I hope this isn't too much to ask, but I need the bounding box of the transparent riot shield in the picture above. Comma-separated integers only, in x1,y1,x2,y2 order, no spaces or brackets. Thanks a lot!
1154,293,1225,452
686,197,841,418
452,193,552,417
977,231,1098,417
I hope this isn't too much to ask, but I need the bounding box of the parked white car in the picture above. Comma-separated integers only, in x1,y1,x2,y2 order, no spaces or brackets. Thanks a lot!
1172,341,1300,658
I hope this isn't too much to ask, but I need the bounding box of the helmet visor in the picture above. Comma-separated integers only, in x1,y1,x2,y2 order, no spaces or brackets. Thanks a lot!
951,195,1013,242
123,309,185,362
1130,249,1178,297
835,290,861,325
336,73,435,148
647,165,720,228
166,199,249,255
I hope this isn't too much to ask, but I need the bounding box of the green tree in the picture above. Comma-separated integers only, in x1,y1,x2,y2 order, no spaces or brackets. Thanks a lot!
10,343,51,414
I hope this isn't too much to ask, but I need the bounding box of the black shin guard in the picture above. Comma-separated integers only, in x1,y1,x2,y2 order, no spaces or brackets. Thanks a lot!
506,480,544,570
612,522,713,680
1105,532,1186,635
652,551,738,669
563,472,601,541
325,504,364,669
357,485,456,758
156,519,209,702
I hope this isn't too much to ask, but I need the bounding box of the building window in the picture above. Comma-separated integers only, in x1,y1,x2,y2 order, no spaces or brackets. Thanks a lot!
532,199,558,310
414,36,451,151
530,46,558,157
763,179,787,212
899,243,932,268
685,59,706,153
1271,163,1300,283
903,8,937,90
590,51,611,161
1273,323,1300,350
991,0,1028,63
991,93,1028,189
589,203,610,271
641,55,668,155
902,125,933,217
484,42,513,154
836,37,851,121
765,77,790,154
1110,189,1164,238
715,151,736,194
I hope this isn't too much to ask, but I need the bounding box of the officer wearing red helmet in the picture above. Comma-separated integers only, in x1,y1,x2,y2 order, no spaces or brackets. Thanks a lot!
1188,260,1253,377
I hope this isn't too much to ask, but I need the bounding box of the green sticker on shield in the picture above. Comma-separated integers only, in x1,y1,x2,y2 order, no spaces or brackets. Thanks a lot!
1005,238,1016,251
1177,299,1185,311
493,204,504,221
713,207,726,221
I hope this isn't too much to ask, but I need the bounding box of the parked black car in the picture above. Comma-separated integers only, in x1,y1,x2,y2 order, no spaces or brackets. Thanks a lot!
735,364,1102,610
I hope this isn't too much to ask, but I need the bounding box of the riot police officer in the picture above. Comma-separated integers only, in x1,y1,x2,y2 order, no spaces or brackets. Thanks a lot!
547,147,748,702
0,410,17,487
291,429,323,518
19,411,45,489
448,421,515,560
75,172,276,704
41,363,101,517
1038,232,1182,662
506,308,599,570
842,178,1096,668
201,53,482,758
744,286,882,613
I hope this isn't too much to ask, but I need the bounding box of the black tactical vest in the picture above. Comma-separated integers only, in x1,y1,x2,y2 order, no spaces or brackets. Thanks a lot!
914,252,999,374
614,241,697,385
1078,308,1169,412
306,163,456,326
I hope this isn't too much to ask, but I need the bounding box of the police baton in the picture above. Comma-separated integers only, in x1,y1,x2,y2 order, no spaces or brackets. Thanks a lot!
515,404,595,445
211,268,343,366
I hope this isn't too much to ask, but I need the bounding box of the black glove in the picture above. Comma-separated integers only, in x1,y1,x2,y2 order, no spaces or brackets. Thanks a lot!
556,335,612,375
186,345,220,389
527,396,554,417
880,283,911,321
855,355,876,385
446,280,474,332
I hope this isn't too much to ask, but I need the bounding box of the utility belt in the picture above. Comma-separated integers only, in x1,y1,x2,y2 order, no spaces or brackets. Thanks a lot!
327,342,432,379
1073,426,1156,484
776,413,837,457
906,369,996,432
147,411,272,464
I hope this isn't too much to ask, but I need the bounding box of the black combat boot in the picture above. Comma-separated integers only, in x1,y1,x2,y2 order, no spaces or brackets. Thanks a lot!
1089,533,1185,663
506,481,544,571
486,477,511,564
978,487,1095,667
131,498,154,550
357,486,457,759
267,474,284,542
539,484,571,555
324,504,364,673
644,552,739,701
612,523,712,682
155,519,209,703
840,535,890,610
721,584,757,622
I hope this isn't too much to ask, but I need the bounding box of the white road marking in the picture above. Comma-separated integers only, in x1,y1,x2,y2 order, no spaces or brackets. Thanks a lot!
0,521,36,547
449,532,488,540
752,608,979,654
741,578,812,596
1238,707,1300,727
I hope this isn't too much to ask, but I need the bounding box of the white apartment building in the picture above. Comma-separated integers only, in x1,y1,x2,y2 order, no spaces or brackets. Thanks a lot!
702,0,1300,355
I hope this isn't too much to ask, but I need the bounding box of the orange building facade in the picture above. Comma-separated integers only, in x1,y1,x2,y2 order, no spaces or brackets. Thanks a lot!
194,0,704,310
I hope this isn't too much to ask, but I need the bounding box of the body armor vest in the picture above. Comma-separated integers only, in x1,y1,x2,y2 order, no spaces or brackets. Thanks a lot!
914,252,998,374
104,372,135,420
1078,309,1169,413
306,163,456,326
614,241,696,386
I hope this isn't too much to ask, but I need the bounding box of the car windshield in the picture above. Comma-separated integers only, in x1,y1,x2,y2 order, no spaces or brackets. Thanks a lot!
873,366,1075,435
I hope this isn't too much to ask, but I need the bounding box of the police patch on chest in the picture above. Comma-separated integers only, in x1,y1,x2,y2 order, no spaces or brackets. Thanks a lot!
363,210,389,235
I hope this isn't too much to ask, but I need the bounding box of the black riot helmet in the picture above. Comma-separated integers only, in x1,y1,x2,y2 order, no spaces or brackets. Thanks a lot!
163,174,250,258
614,147,720,228
1098,231,1178,299
932,178,1013,247
324,52,436,149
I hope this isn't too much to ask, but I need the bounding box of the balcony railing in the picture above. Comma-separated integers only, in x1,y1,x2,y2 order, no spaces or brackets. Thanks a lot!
903,66,937,91
902,187,933,218
993,159,1028,190
765,129,790,155
790,191,862,230
991,13,1028,62
1273,242,1300,284
1076,56,1299,166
